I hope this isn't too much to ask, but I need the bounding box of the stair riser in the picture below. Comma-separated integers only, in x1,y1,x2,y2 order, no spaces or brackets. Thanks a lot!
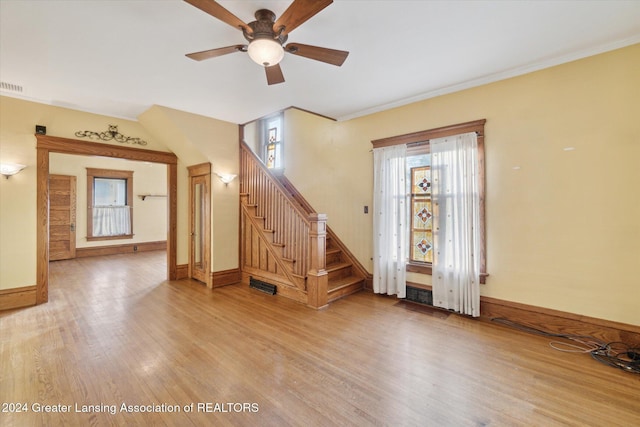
326,252,342,265
328,281,364,302
328,265,352,281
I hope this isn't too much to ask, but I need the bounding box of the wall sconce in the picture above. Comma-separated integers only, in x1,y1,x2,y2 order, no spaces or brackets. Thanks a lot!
0,163,26,179
215,172,237,186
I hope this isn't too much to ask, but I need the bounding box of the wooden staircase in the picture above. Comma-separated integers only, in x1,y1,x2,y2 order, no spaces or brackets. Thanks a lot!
325,236,365,302
275,173,365,303
239,142,366,307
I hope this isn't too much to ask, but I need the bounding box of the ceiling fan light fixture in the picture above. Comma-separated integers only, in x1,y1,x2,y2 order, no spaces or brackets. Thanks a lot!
247,38,284,67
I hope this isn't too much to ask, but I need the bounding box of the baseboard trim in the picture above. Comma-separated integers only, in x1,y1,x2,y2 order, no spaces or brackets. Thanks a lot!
212,268,242,288
0,285,37,311
393,285,639,345
75,241,166,258
176,264,188,280
363,274,373,291
480,296,640,346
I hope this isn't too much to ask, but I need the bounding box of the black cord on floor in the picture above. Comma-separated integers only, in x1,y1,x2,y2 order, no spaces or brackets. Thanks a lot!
491,317,640,374
590,342,640,374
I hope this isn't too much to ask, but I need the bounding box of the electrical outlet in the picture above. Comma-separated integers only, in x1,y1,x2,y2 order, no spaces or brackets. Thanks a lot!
133,245,138,252
364,206,369,214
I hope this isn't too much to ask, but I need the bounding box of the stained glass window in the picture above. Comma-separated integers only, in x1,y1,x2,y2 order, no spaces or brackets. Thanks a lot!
262,113,283,169
411,166,432,196
266,143,276,169
410,166,433,263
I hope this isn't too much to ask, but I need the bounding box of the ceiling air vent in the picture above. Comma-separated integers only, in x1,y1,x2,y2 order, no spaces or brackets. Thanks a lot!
0,81,23,93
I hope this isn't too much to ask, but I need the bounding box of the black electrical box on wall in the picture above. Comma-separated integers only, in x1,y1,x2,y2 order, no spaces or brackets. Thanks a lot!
35,125,46,135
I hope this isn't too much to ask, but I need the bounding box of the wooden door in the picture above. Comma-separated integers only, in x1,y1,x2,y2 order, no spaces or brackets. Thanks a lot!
49,174,76,261
188,164,211,287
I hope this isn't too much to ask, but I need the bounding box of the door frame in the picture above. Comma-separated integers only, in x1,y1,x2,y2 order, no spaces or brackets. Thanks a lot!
188,163,212,287
36,134,178,304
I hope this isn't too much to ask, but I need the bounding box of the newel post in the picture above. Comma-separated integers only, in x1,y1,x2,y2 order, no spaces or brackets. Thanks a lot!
307,213,328,309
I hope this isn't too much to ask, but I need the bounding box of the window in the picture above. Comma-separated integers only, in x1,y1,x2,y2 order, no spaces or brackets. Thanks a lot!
372,119,487,283
261,112,283,169
94,177,127,206
86,168,133,240
408,157,433,264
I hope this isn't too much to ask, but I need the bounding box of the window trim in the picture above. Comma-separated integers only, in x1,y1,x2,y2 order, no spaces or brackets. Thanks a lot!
372,119,487,283
86,167,134,241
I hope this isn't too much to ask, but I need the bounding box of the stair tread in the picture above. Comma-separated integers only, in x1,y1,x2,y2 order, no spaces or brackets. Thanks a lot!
326,262,351,272
328,275,364,290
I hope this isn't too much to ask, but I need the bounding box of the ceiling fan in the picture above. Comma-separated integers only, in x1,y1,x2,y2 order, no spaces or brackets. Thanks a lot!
184,0,349,85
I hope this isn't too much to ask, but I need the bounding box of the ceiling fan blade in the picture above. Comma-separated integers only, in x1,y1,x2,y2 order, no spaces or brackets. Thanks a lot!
285,43,349,66
265,64,285,85
184,0,252,33
273,0,333,36
186,45,246,61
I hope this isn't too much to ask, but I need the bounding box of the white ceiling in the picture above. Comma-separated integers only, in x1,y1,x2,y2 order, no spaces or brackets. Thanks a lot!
1,0,639,124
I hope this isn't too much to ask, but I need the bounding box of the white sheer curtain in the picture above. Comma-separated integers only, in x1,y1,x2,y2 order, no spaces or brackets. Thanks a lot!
93,206,131,237
373,144,407,298
431,132,481,316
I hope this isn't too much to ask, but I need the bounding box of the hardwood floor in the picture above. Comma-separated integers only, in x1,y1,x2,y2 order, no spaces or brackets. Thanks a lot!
1,251,639,426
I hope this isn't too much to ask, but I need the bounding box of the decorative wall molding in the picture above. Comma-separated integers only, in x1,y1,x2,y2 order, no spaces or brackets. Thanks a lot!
75,125,147,146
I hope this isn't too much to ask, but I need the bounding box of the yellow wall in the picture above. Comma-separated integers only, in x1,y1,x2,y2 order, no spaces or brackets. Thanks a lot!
138,105,239,272
2,45,638,326
284,44,640,325
0,98,240,291
0,97,172,290
0,163,35,290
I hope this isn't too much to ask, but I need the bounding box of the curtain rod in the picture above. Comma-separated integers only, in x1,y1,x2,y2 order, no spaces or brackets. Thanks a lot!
407,131,481,146
370,131,481,152
407,140,428,148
